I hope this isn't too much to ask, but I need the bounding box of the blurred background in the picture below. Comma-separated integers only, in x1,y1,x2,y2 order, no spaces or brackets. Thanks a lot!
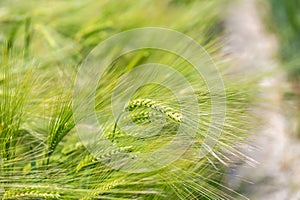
224,0,300,199
226,0,300,199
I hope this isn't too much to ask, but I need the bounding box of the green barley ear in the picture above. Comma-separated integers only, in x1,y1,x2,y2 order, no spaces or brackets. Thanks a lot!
3,187,60,199
107,110,150,141
126,110,151,124
126,98,182,123
79,178,124,200
106,99,181,143
45,98,74,163
0,45,34,161
76,146,133,172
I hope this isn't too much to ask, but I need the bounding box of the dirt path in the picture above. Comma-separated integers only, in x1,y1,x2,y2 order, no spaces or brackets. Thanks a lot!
223,0,300,199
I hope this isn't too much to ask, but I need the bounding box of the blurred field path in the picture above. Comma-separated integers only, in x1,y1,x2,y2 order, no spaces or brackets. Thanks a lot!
223,0,300,199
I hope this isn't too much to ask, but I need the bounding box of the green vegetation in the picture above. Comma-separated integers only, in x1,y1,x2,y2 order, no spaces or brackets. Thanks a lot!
0,0,257,199
269,0,300,135
269,0,300,77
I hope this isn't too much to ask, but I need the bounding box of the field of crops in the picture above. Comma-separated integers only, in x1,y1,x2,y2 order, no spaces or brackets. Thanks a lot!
0,0,299,199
